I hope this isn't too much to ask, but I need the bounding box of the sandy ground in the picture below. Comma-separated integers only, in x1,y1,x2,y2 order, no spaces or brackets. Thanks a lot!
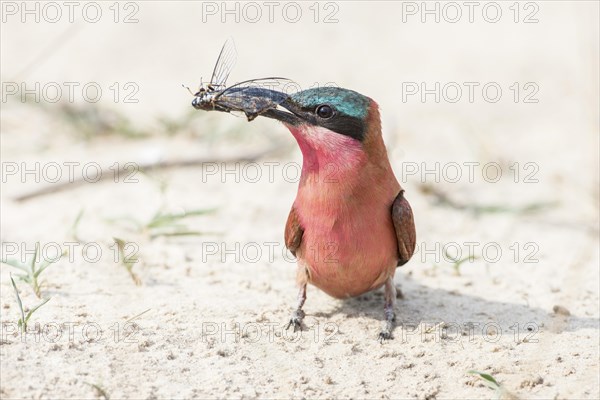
1,1,599,399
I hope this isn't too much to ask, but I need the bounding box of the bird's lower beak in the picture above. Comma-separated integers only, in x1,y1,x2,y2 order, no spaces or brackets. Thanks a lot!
259,96,304,125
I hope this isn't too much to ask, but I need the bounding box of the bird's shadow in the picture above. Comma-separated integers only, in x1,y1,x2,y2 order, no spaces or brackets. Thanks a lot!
314,275,599,338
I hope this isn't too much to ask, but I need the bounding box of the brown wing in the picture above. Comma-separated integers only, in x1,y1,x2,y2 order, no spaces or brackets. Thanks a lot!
392,190,416,266
285,206,304,257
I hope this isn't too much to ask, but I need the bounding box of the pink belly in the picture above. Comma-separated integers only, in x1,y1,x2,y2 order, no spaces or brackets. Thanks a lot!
296,203,398,299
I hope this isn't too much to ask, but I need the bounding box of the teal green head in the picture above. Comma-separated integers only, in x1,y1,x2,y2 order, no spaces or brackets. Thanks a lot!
262,87,378,142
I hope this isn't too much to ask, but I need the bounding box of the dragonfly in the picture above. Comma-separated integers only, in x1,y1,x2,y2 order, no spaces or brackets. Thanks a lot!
189,39,291,120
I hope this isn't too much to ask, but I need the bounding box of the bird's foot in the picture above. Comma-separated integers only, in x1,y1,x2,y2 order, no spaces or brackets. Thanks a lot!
378,312,396,343
378,322,394,343
286,309,305,332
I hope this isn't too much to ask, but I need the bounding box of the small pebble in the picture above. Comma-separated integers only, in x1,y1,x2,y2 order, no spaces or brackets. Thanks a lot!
553,305,570,316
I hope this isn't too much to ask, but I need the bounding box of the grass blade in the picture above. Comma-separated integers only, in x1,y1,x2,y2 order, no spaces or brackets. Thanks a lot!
34,250,66,278
468,370,501,390
113,237,141,285
24,298,51,324
9,274,26,328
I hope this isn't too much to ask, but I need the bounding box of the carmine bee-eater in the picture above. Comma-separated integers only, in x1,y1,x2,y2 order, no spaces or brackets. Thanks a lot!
190,41,416,340
257,87,417,340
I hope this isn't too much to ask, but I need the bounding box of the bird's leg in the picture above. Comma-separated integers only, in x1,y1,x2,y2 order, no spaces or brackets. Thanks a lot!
286,266,308,332
286,282,307,332
379,277,397,342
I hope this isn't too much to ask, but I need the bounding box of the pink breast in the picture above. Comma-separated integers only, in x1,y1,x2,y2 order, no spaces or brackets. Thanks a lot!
287,124,400,298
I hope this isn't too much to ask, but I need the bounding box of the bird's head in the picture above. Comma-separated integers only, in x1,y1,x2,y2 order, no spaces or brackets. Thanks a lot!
264,87,375,139
262,87,387,168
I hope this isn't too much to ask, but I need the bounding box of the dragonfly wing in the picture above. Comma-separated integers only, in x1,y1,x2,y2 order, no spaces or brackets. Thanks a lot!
210,37,237,87
218,77,293,96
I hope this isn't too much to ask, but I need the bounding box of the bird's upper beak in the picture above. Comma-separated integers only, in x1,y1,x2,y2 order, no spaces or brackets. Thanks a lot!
257,94,312,126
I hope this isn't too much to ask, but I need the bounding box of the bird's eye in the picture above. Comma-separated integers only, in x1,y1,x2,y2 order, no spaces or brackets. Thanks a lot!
316,105,334,119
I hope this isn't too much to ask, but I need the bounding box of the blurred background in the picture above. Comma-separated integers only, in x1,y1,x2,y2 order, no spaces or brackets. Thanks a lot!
1,1,599,399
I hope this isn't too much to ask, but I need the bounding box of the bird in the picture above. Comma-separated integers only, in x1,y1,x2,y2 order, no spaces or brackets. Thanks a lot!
256,86,417,340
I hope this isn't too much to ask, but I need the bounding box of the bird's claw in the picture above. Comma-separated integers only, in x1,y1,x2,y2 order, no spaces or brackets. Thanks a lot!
286,309,305,332
378,328,394,343
378,313,396,343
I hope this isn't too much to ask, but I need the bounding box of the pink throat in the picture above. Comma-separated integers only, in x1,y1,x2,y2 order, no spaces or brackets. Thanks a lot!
285,123,366,176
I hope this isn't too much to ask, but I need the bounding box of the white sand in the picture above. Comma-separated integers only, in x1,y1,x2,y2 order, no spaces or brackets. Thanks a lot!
1,2,598,399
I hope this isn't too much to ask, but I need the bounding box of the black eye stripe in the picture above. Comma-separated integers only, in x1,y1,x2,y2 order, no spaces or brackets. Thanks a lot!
298,104,366,141
321,115,365,141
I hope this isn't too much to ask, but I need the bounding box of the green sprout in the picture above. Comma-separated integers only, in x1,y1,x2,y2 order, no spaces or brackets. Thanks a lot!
143,209,215,239
109,208,216,239
69,208,85,242
113,238,141,286
444,248,480,276
419,183,557,216
2,242,65,298
10,274,51,332
468,370,517,399
55,103,147,140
